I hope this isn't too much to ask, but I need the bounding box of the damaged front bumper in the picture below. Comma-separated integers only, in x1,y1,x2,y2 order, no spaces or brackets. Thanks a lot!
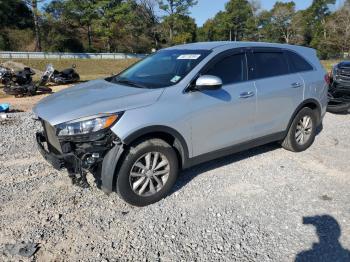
35,120,124,193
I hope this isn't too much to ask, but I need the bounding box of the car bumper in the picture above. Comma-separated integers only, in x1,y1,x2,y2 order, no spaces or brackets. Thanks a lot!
36,132,80,171
36,129,124,194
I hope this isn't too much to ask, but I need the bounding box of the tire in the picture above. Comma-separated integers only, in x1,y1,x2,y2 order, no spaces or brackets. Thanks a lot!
282,107,318,152
116,138,178,206
72,73,80,82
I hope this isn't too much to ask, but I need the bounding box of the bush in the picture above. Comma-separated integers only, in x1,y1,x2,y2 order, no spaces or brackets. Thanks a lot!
5,28,34,51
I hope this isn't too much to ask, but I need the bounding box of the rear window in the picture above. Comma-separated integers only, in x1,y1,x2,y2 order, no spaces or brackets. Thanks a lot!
287,51,313,73
251,52,289,79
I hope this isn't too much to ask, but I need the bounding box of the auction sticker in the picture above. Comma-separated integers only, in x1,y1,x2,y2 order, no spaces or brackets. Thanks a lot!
170,75,182,83
177,54,201,60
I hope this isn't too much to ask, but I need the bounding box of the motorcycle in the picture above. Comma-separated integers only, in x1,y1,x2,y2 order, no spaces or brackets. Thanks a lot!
3,67,52,98
43,64,80,85
0,66,14,86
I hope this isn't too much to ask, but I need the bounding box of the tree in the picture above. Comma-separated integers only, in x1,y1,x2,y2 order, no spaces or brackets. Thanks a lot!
197,19,216,41
302,0,336,57
24,0,45,51
137,0,161,48
270,1,296,43
323,1,350,57
166,15,197,44
0,0,33,50
225,0,253,41
157,0,197,42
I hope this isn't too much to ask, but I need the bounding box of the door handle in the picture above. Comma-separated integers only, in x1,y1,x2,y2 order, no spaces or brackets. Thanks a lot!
291,82,302,88
239,91,255,98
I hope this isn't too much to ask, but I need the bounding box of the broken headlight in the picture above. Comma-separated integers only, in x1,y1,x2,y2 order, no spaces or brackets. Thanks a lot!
55,113,122,137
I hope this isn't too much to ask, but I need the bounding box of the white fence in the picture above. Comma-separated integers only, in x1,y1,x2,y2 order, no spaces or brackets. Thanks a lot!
0,51,147,60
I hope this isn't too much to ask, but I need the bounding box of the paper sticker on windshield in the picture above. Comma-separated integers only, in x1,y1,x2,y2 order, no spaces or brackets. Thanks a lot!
171,75,181,83
177,54,201,60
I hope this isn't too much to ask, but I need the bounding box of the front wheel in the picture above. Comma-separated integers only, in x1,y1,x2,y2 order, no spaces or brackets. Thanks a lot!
116,138,178,206
282,107,318,152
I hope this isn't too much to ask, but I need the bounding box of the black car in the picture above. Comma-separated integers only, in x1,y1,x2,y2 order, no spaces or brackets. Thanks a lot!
328,61,350,113
331,61,350,90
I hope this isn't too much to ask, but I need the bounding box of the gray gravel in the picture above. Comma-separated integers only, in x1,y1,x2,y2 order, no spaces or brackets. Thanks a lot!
0,112,350,261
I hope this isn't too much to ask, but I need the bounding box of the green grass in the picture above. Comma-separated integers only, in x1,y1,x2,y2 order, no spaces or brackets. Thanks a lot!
321,60,339,72
0,58,139,81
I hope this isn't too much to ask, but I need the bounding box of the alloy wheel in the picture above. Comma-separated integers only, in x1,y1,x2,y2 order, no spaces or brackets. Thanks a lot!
295,115,313,145
129,152,170,197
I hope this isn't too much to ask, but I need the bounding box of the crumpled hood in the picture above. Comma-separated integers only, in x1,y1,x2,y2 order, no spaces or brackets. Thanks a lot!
33,79,164,125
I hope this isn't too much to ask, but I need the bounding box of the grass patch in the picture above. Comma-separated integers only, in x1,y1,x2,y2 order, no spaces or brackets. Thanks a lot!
321,60,339,72
0,58,139,81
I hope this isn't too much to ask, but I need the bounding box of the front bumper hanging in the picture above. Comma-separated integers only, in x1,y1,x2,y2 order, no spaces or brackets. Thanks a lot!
36,132,84,173
36,125,125,192
36,132,65,170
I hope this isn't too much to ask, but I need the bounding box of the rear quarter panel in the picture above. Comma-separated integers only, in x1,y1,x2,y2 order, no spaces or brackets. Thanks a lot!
295,47,328,118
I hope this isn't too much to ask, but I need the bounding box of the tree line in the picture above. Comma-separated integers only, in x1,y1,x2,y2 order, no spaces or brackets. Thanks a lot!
1,0,349,59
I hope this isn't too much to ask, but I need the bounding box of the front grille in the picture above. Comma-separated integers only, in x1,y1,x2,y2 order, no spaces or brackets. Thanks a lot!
338,67,350,81
42,120,63,154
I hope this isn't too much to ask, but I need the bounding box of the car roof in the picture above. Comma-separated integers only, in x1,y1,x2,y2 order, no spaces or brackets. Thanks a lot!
165,41,313,52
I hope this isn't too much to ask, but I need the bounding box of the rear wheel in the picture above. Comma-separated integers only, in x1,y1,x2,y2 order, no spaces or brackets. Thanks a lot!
116,138,178,206
282,107,317,152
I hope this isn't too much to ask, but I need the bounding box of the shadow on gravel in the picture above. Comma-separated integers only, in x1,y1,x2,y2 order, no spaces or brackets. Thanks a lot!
172,142,280,194
295,215,350,262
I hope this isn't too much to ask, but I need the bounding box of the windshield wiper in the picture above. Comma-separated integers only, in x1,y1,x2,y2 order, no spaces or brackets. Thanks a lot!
113,78,148,89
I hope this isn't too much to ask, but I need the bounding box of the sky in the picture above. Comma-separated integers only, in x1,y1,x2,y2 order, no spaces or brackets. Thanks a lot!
190,0,345,26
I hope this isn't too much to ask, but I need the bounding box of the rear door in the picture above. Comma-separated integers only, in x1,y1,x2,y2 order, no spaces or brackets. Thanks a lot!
247,48,304,138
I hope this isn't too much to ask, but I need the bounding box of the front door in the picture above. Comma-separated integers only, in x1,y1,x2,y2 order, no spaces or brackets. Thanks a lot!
189,50,257,157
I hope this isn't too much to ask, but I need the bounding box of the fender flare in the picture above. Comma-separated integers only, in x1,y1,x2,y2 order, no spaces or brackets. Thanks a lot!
100,126,190,193
286,98,322,132
101,143,124,194
123,125,190,167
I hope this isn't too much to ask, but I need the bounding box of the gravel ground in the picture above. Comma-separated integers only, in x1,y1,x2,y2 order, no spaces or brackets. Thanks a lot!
0,112,349,261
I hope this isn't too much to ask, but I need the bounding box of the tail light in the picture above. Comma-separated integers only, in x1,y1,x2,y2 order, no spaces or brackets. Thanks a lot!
325,73,331,85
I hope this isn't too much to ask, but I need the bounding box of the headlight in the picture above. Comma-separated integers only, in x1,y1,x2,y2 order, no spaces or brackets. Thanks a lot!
332,67,338,80
55,113,122,136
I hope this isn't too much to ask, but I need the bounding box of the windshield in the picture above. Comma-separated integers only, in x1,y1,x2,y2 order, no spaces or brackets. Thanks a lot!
111,49,211,89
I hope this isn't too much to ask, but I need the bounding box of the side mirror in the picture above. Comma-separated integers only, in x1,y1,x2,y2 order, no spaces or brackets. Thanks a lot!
195,75,223,91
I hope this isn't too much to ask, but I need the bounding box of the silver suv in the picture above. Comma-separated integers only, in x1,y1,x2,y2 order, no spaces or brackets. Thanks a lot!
34,42,328,206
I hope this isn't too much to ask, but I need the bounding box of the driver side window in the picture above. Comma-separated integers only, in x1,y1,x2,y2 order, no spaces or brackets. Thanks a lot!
205,53,245,85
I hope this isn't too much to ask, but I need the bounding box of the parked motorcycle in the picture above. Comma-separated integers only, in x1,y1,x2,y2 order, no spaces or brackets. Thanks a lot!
43,64,80,85
0,66,14,86
3,67,52,97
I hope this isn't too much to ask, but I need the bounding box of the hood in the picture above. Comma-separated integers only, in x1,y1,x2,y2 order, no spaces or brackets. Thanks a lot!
337,61,350,69
33,79,164,125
